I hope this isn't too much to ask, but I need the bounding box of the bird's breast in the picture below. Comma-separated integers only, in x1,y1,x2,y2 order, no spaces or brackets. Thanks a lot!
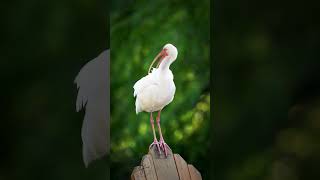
158,80,175,99
137,79,175,112
134,69,176,112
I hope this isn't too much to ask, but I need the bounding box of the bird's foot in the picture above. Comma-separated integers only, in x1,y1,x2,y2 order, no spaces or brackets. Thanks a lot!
159,138,171,157
149,139,161,154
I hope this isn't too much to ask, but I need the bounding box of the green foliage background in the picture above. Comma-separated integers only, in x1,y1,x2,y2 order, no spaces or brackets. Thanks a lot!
110,0,210,179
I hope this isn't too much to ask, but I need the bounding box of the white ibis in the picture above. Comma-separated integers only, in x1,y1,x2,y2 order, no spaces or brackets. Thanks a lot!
133,44,178,156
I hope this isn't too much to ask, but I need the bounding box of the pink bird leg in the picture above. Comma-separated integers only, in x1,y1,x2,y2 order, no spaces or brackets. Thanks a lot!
156,110,171,157
149,113,161,153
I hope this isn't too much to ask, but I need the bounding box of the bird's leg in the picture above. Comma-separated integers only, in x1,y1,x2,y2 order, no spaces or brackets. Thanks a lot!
156,110,171,157
149,113,161,153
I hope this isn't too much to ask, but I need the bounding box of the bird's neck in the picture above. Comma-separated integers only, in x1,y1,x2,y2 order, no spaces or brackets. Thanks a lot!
159,56,172,71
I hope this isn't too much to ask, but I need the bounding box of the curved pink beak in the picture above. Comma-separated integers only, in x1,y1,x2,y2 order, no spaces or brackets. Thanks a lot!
148,48,168,74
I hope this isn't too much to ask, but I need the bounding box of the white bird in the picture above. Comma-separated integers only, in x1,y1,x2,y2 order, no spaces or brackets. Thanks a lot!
133,43,178,156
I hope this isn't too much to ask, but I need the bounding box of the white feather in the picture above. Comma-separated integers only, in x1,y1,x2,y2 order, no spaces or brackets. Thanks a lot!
134,67,175,114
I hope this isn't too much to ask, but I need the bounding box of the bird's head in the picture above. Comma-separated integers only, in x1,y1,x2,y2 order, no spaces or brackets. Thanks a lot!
148,43,178,74
163,43,178,61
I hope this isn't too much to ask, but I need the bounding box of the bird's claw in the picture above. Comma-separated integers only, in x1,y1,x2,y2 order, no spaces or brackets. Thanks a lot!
159,138,171,157
149,140,161,154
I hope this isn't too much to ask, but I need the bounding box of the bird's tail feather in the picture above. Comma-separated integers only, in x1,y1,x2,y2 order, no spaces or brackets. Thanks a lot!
135,99,141,114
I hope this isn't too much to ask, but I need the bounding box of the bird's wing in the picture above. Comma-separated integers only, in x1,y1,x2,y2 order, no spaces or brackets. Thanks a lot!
74,50,110,167
133,68,159,97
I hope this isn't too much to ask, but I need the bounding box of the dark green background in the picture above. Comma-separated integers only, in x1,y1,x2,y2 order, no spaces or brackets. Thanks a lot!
214,0,320,179
110,0,210,179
